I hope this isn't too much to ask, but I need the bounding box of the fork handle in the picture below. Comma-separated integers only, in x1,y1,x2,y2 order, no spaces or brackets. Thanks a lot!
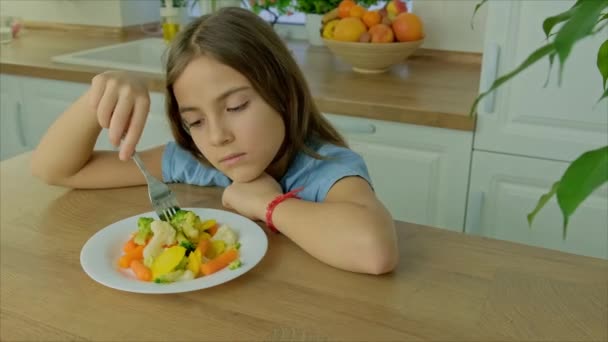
132,152,154,181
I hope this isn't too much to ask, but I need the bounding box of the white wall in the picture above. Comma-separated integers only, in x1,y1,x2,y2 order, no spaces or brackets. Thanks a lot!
0,0,160,28
120,0,162,27
0,0,486,52
413,0,487,53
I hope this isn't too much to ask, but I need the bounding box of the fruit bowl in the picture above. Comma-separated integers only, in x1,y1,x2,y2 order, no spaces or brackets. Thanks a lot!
323,38,424,74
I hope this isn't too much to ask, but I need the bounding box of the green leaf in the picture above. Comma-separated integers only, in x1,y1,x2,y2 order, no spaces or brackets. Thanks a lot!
527,181,560,227
554,1,606,84
556,145,608,233
470,44,555,116
542,5,578,39
470,0,488,29
598,39,608,89
599,87,608,103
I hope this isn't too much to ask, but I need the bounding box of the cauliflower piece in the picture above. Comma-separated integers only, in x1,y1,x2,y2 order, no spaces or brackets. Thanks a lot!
143,220,176,261
211,224,238,246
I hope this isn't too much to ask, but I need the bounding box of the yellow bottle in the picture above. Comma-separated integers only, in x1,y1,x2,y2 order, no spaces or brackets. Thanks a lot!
160,1,181,43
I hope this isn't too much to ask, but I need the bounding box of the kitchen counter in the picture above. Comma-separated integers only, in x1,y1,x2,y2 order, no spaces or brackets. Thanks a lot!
0,30,479,131
1,152,606,341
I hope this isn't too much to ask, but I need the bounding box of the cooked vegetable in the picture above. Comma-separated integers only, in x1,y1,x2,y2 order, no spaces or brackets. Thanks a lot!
118,245,144,268
143,221,176,261
120,211,242,283
200,248,239,276
187,249,202,276
151,245,186,278
228,260,242,270
123,238,138,253
211,225,237,246
133,217,154,245
170,210,200,241
179,240,195,253
206,240,226,259
130,259,152,281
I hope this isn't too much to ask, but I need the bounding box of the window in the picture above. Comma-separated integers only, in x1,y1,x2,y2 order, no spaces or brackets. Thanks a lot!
188,1,411,27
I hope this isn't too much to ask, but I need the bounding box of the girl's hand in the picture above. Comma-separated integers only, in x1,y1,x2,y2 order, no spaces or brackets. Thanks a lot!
87,71,151,161
222,173,283,221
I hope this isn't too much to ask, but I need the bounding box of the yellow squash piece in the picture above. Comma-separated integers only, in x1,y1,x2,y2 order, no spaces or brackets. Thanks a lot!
187,249,202,277
206,240,225,259
151,246,186,278
198,219,216,231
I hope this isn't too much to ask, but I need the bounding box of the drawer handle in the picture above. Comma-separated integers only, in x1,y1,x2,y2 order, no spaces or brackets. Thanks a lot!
335,123,376,135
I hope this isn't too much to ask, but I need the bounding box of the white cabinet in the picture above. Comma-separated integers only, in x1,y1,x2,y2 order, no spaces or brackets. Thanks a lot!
325,113,473,232
19,77,88,149
465,151,608,259
0,75,172,154
0,75,28,160
476,0,607,162
469,0,608,258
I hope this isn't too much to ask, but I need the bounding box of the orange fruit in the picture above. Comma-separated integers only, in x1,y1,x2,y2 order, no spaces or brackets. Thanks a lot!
349,5,366,19
392,12,423,42
338,0,356,18
362,10,381,28
333,17,367,42
368,24,394,43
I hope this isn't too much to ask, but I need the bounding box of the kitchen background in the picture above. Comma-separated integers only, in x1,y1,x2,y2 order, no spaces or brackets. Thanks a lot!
1,0,606,260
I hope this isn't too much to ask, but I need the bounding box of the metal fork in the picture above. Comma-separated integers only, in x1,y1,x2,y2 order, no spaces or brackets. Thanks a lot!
132,152,181,221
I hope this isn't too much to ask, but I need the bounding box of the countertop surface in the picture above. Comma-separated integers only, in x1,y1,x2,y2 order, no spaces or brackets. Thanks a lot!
0,30,479,131
1,153,607,341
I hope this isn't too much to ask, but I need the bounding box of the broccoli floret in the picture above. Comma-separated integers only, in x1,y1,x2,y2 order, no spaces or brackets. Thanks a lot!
170,210,200,241
133,217,154,245
228,260,242,270
179,240,195,254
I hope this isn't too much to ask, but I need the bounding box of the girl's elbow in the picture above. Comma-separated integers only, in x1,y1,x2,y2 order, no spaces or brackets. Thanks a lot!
30,159,66,187
364,247,398,275
362,232,399,275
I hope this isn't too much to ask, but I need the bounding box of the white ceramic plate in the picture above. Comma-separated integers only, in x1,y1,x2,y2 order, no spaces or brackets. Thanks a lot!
80,208,268,294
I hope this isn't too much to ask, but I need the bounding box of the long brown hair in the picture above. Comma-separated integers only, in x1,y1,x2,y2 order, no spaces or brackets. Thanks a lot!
164,7,346,166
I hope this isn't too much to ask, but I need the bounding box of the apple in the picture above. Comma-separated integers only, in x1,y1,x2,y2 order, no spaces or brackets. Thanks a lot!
386,0,407,20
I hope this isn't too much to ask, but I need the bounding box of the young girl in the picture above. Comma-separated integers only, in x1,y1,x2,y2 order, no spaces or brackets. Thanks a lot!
31,7,398,275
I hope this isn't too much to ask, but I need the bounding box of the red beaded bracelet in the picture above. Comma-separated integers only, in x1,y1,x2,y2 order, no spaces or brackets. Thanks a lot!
265,186,304,233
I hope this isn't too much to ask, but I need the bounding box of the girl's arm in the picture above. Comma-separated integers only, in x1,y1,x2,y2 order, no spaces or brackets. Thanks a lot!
31,72,164,189
222,175,399,275
270,177,398,275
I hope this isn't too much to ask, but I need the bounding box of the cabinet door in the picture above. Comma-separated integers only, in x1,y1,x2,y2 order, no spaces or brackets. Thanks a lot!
325,113,473,232
19,77,88,149
0,75,28,160
475,0,607,162
466,150,608,259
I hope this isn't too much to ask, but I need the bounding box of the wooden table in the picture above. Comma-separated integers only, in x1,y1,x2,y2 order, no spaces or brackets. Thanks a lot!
1,153,607,341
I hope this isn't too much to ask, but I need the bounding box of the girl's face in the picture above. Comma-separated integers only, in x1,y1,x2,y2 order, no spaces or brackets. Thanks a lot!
173,55,285,182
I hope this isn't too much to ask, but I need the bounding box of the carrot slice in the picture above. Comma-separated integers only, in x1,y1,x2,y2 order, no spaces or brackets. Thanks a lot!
118,245,144,268
196,238,211,256
200,249,238,276
123,238,138,253
130,259,152,281
207,224,218,237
